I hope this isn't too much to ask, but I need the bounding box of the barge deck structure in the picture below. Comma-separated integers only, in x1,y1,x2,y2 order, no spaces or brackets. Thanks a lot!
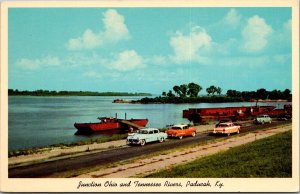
74,116,148,134
183,104,292,123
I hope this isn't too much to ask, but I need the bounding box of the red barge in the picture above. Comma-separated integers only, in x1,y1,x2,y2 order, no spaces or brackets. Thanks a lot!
74,116,148,134
183,104,292,123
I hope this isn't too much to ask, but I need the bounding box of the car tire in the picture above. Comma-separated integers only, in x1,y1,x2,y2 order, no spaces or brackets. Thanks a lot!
178,136,183,140
192,132,196,137
159,137,164,143
140,139,146,146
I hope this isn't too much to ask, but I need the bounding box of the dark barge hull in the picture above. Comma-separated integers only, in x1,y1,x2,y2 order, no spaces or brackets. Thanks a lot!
74,119,148,134
183,105,291,123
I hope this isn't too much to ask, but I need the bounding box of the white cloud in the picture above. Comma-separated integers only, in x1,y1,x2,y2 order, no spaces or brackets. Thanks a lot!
224,9,241,25
67,9,129,50
267,19,291,53
108,50,145,71
102,9,130,43
17,50,144,72
83,71,102,78
16,56,61,70
169,26,212,64
242,15,273,53
68,29,102,50
42,56,61,66
16,58,40,70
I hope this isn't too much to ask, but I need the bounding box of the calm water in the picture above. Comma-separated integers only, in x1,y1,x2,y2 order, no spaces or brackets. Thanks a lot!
8,96,290,151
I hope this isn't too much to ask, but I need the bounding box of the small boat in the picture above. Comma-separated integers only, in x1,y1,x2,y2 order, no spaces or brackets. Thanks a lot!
112,99,132,103
74,117,148,134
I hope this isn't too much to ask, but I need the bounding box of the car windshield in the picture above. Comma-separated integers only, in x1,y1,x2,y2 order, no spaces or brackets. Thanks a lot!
258,115,267,118
137,130,148,134
171,127,182,130
217,124,228,127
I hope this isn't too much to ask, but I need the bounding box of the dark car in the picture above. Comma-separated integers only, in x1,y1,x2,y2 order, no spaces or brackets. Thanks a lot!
277,113,292,121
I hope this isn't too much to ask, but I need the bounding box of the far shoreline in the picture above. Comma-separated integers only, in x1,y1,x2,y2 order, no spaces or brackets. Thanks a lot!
129,96,291,104
8,89,152,97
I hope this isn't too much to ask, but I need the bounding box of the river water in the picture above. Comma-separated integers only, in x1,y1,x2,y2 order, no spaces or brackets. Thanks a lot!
8,96,290,151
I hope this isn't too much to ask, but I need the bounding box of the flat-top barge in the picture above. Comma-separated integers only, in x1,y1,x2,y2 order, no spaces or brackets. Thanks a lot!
183,104,292,123
74,116,148,134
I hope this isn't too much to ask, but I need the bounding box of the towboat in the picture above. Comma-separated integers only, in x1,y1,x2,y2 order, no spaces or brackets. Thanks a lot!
74,117,148,134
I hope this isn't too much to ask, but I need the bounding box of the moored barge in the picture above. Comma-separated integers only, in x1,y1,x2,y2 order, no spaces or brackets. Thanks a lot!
74,117,148,134
183,104,292,123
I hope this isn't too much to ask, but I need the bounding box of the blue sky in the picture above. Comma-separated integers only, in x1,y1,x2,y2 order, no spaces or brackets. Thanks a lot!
8,7,292,94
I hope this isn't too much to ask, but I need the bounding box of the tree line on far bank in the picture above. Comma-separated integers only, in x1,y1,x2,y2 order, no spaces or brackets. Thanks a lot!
137,82,292,104
8,89,151,97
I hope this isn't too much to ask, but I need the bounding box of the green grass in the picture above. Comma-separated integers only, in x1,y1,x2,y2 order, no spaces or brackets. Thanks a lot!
9,134,128,157
146,130,292,178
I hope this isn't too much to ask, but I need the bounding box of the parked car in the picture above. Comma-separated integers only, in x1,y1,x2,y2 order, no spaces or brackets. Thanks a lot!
277,113,292,121
254,114,272,124
166,124,196,139
209,122,240,136
126,128,167,146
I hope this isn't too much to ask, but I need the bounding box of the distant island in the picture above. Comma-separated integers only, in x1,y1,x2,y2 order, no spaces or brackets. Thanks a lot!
132,83,292,104
8,89,151,97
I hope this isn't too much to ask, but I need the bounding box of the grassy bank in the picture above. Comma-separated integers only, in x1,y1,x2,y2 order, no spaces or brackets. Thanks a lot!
8,124,196,158
146,130,292,178
8,134,128,157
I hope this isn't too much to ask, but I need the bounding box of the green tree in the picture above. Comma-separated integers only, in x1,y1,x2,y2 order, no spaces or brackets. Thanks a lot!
256,88,268,99
187,82,202,97
206,87,212,96
269,90,284,99
167,90,175,97
226,89,241,97
241,91,256,100
8,89,14,95
216,87,222,95
283,89,291,99
179,84,188,97
206,85,217,96
162,91,167,97
173,85,181,97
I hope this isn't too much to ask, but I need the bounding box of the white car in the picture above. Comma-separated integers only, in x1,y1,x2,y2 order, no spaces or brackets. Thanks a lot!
126,128,167,146
254,115,272,124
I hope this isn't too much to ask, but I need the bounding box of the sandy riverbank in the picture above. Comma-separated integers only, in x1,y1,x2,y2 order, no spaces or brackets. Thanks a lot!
8,124,215,166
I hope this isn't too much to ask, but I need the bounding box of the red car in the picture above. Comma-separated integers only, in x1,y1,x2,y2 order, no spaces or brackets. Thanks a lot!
166,124,196,139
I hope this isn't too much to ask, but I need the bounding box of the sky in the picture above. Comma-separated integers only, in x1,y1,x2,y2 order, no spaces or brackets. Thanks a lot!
8,7,292,94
